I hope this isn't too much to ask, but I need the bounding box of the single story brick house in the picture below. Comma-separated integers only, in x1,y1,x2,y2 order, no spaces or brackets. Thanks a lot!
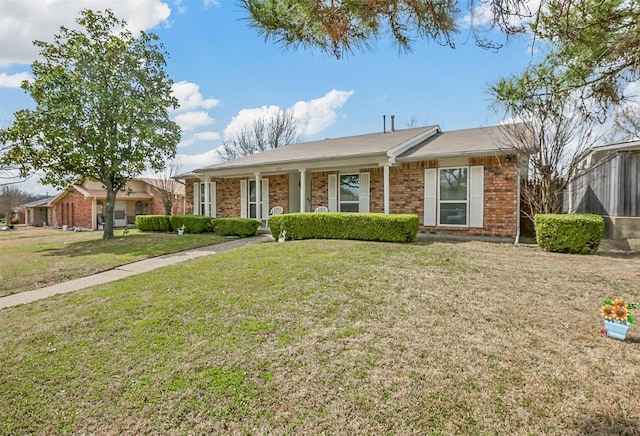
22,178,185,230
176,124,528,239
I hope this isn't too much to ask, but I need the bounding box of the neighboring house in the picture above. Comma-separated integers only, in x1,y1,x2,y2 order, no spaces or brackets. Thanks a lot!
22,178,185,230
564,140,640,239
20,197,56,226
176,124,528,239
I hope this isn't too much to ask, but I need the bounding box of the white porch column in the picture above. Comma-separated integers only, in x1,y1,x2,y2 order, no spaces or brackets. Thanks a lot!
383,164,390,214
255,172,261,221
299,169,307,212
203,176,210,217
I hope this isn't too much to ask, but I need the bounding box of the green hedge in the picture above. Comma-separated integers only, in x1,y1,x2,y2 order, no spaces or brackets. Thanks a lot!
135,215,213,233
169,215,213,234
212,218,261,237
268,212,419,243
135,215,171,232
534,213,604,254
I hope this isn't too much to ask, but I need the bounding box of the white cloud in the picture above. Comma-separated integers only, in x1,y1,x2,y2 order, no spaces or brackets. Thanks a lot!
175,149,220,171
177,130,220,149
171,81,220,112
195,131,220,141
458,0,543,30
0,72,31,88
293,89,354,136
203,0,221,8
223,89,354,139
0,0,171,67
223,105,282,139
174,111,215,131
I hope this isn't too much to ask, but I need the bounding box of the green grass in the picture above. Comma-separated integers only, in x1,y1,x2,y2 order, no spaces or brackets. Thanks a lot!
1,239,639,434
0,227,230,296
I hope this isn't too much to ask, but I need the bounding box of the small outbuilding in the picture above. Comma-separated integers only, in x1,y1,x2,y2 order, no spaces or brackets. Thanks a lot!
564,140,640,239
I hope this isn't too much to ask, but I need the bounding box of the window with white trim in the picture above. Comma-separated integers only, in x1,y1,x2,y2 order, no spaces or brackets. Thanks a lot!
199,182,206,216
194,181,216,217
339,174,360,212
249,180,260,219
439,167,468,226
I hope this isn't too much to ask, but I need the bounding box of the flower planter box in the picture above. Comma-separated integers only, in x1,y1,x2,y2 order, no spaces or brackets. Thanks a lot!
604,319,630,341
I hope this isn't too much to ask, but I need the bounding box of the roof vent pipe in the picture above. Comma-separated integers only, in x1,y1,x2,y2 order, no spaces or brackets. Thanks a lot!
383,115,387,133
391,115,395,132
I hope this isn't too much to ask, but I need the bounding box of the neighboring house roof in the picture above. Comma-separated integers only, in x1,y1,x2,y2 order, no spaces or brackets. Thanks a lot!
137,178,186,196
42,179,169,205
576,139,640,171
20,196,57,208
179,124,524,179
72,185,154,201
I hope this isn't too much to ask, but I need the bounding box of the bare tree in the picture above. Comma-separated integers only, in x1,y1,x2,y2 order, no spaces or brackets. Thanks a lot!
612,104,640,141
218,109,299,161
0,185,28,224
152,161,184,215
496,104,603,218
405,116,429,129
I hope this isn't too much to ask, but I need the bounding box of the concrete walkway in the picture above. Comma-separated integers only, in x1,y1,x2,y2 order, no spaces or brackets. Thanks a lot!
0,234,273,310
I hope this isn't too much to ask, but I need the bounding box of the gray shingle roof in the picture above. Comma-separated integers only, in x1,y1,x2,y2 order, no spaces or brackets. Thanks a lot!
196,126,438,171
399,124,518,160
178,124,526,178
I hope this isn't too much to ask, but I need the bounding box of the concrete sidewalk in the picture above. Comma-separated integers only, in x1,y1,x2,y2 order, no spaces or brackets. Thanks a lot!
0,234,272,310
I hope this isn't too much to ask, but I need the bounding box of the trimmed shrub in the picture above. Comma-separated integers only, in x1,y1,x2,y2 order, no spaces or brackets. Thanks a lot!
535,213,604,254
212,218,261,237
269,212,419,243
135,215,171,232
169,215,213,234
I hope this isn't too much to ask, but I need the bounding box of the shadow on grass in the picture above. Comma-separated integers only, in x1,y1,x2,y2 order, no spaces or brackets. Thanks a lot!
578,416,639,435
38,234,224,258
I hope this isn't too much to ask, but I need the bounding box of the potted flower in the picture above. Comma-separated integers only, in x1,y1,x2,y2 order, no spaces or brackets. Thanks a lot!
177,224,186,236
601,298,637,340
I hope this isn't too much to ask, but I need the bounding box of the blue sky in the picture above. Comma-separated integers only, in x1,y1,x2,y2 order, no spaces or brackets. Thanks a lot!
0,0,540,194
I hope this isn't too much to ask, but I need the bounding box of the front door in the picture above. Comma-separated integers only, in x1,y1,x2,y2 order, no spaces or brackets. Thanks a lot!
114,200,127,227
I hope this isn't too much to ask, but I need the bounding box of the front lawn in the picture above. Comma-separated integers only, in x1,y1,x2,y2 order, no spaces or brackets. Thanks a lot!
0,226,229,296
0,239,638,433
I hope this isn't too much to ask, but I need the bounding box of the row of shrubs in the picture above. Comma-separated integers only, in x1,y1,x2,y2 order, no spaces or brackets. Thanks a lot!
136,212,604,253
135,215,261,237
269,212,419,243
135,213,419,242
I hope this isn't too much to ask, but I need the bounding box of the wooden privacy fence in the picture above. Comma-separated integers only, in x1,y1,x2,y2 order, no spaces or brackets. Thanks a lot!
565,151,640,217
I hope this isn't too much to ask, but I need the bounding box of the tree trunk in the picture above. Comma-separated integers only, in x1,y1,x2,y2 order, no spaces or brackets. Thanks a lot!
103,179,117,240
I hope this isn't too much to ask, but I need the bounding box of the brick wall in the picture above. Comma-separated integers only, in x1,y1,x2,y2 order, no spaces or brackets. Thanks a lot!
311,171,331,211
146,185,186,215
268,174,289,213
50,189,93,229
215,177,241,218
470,155,518,237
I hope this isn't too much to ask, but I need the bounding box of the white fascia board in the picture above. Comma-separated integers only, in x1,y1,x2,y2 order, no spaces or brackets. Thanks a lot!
396,148,508,163
386,126,440,164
